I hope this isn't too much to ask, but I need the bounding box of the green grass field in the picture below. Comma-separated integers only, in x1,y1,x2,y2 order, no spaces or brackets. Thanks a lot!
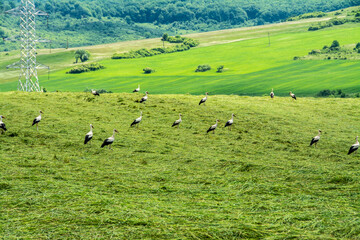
1,92,360,239
1,7,360,96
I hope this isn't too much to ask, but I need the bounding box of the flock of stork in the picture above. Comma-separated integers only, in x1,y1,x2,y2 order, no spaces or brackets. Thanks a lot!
0,87,359,154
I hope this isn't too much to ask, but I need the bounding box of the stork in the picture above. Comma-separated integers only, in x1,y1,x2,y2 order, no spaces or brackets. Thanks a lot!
224,113,235,130
133,84,140,93
91,89,100,96
140,91,148,103
207,119,220,134
309,129,322,147
32,110,43,131
0,115,7,134
289,91,296,100
172,114,182,128
199,92,208,105
101,129,119,149
348,136,359,155
270,88,274,99
84,124,94,145
131,111,142,127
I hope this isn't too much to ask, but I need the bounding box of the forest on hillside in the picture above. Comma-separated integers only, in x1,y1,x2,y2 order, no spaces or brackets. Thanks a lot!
0,0,359,51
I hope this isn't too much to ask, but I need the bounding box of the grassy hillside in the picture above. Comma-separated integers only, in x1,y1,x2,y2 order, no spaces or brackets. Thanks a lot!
1,92,360,239
1,7,360,96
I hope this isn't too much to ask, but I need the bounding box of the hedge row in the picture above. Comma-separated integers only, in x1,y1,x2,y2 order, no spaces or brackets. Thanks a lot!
67,63,105,74
112,36,199,59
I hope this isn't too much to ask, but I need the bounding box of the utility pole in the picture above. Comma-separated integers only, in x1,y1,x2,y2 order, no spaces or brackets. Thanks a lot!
5,0,49,92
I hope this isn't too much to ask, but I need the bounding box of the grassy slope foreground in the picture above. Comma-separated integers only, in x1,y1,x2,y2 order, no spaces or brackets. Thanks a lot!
1,92,360,239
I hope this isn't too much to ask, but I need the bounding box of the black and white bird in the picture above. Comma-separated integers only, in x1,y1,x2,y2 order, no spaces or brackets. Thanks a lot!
101,129,119,149
348,136,359,155
207,119,220,134
32,110,43,131
84,124,94,145
309,129,322,147
133,84,140,93
270,88,274,99
91,89,100,96
131,111,142,127
289,91,296,100
0,115,7,134
172,114,182,128
224,113,236,130
199,92,208,105
140,91,148,103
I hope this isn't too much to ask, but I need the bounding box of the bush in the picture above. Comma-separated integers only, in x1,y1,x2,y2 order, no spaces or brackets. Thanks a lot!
216,65,224,73
195,64,211,72
112,36,199,60
317,89,335,97
67,63,105,74
330,40,340,50
309,49,321,55
143,67,154,74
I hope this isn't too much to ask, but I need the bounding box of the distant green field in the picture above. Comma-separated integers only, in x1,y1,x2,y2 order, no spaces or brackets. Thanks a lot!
1,9,360,96
1,92,360,239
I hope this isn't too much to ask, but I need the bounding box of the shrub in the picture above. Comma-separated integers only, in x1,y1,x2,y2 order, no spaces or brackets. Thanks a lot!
67,63,104,74
330,40,340,50
309,49,321,55
317,89,335,97
217,65,224,73
143,67,154,74
195,64,211,72
112,36,199,60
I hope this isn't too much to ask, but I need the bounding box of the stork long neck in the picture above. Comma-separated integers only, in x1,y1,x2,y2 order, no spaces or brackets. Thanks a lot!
0,116,2,122
231,114,234,121
179,114,182,120
318,131,321,137
112,130,116,138
356,137,359,144
89,126,93,133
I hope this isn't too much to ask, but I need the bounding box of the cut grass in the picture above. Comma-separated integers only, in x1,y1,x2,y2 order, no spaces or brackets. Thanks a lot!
1,92,360,238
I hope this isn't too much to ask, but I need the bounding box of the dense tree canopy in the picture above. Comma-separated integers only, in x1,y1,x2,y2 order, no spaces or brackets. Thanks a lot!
0,0,357,51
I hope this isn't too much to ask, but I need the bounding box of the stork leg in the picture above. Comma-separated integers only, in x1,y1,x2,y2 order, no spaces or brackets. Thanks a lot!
213,130,215,134
36,123,39,131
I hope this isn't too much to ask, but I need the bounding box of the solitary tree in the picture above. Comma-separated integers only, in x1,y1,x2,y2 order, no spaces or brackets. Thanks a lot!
161,33,168,48
330,40,340,50
74,49,91,63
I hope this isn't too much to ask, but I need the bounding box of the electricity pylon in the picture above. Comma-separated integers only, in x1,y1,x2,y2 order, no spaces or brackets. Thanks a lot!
5,0,49,92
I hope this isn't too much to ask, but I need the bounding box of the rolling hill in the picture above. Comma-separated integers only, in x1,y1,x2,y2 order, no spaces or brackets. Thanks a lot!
1,7,360,96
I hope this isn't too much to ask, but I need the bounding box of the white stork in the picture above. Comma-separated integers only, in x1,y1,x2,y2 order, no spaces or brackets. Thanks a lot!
270,88,274,99
0,115,7,134
348,136,359,155
101,129,119,149
224,113,235,130
172,114,182,128
140,91,148,103
207,119,220,134
133,84,140,93
199,92,208,105
309,129,322,147
32,110,43,131
91,89,100,96
84,124,94,145
131,111,142,127
289,91,296,100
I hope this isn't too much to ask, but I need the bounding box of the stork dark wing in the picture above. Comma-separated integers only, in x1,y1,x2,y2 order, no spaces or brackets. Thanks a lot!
309,137,318,146
0,123,6,131
101,138,112,148
224,121,231,128
84,134,92,144
348,145,359,155
32,118,38,126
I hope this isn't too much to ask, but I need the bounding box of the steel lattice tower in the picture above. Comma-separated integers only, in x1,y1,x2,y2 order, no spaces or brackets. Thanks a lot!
6,0,48,92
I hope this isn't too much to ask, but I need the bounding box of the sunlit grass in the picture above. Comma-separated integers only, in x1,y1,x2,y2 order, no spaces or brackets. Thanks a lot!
1,92,360,238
